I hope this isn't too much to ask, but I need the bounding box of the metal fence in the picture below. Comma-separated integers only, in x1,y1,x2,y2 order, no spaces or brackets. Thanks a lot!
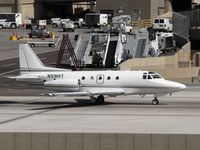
173,12,189,37
173,8,200,37
180,9,200,27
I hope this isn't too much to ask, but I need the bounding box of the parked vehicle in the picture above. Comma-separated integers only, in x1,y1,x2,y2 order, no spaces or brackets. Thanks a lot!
85,13,108,27
157,32,176,53
73,18,85,28
27,38,61,48
51,18,72,28
111,22,132,33
112,15,132,25
111,15,132,33
37,20,46,26
63,21,75,32
153,18,173,32
28,26,50,38
0,13,22,29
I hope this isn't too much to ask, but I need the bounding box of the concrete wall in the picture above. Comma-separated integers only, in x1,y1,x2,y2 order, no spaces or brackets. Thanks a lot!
151,0,165,18
0,0,167,20
194,0,200,4
0,0,15,13
21,3,34,20
96,0,151,19
0,0,34,20
1,133,200,150
97,0,166,19
0,0,15,4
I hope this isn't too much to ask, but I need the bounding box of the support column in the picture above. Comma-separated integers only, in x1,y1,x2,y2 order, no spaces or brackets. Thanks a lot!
165,0,172,12
90,1,96,12
15,0,22,13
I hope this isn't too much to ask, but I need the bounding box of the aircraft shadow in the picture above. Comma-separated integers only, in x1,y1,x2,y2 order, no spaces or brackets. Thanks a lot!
28,98,167,110
0,99,167,110
0,101,19,104
28,99,93,110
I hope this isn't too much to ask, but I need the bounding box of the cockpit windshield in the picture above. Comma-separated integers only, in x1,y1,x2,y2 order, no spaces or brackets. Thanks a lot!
143,72,162,79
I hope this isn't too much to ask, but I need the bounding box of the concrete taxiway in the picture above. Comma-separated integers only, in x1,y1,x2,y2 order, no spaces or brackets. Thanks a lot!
0,86,199,134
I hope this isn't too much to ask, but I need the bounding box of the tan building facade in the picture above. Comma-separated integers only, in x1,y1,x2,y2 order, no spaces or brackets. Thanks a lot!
0,0,91,21
0,0,16,13
0,0,192,21
96,0,170,20
0,0,34,20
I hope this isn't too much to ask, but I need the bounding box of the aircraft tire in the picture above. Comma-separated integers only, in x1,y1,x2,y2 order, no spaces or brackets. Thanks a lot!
152,98,159,105
97,95,105,104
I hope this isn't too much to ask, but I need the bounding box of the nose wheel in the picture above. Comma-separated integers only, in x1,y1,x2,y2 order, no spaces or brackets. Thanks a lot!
152,97,159,105
90,95,105,105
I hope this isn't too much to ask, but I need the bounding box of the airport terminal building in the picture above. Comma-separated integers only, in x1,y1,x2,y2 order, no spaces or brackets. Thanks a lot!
0,0,193,21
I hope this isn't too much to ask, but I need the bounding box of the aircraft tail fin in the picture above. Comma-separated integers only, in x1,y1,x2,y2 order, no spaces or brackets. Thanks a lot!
19,44,46,73
19,44,67,74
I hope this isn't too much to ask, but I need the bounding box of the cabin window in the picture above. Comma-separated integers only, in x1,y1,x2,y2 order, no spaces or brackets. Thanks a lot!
151,74,161,79
143,73,147,79
148,71,155,74
143,75,147,79
107,76,111,80
99,76,103,80
90,76,94,80
82,76,85,80
148,75,152,79
143,72,162,80
116,76,119,80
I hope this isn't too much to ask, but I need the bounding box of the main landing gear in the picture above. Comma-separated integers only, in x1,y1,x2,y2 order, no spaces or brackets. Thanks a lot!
90,95,105,105
152,97,159,105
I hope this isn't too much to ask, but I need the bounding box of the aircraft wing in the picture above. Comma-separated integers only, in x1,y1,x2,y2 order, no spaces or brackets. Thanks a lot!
47,90,125,97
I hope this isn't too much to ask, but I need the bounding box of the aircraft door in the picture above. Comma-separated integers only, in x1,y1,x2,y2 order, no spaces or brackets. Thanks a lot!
96,74,104,84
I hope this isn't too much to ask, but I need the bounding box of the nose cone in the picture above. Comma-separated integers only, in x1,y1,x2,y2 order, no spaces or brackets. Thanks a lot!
175,82,187,90
166,80,187,91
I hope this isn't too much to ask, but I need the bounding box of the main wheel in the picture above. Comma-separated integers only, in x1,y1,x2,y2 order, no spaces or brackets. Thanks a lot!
97,95,105,104
152,98,159,105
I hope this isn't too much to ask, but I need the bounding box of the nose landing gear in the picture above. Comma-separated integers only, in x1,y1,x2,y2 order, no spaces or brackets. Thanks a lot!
152,97,159,105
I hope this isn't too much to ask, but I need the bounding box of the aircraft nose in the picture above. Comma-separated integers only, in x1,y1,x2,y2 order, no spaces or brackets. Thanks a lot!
177,83,187,90
165,80,187,91
172,82,187,91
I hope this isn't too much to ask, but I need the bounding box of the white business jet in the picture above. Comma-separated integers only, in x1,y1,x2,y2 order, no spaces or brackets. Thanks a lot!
16,44,186,105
